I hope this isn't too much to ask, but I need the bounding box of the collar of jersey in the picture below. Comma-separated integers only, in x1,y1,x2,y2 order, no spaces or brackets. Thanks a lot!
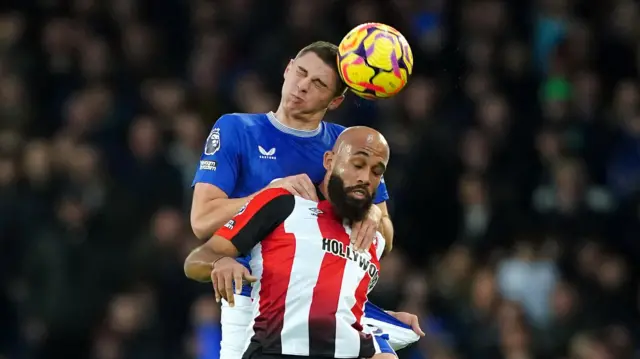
266,111,323,138
317,200,340,221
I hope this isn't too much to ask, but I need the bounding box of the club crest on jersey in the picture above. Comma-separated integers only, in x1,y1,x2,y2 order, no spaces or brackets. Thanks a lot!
258,146,276,160
204,128,221,155
321,238,379,289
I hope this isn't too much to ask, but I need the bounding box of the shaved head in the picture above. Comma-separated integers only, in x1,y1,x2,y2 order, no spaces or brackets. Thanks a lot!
322,126,390,222
332,126,390,165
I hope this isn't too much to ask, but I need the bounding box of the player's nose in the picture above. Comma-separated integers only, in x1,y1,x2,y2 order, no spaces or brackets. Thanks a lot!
297,78,311,92
356,174,371,187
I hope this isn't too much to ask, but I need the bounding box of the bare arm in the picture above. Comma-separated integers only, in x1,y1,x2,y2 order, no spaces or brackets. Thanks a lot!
183,235,240,282
191,175,318,240
186,188,296,304
190,183,259,240
376,202,394,254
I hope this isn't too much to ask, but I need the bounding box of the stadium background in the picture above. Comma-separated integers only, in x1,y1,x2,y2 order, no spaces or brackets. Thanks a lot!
1,0,639,358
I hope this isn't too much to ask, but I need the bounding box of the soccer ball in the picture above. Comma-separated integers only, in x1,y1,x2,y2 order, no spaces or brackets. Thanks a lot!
337,23,413,100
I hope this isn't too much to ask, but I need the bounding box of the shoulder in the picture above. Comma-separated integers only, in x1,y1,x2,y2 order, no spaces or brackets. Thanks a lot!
208,113,269,150
247,188,296,214
254,187,294,202
317,122,347,147
214,113,267,130
324,122,347,136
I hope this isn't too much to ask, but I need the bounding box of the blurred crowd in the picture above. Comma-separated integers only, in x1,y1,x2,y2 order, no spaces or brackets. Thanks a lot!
0,0,639,359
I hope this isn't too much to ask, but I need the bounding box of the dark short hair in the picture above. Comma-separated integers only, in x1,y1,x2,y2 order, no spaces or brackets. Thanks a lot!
296,41,348,97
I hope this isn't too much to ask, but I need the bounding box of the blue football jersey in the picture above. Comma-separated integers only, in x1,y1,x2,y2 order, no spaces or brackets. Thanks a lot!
192,112,390,296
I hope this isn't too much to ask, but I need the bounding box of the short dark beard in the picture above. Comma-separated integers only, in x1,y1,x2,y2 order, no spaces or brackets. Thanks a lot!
327,174,375,223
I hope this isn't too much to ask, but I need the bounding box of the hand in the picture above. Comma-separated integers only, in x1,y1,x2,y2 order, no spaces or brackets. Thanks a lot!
210,257,257,307
268,174,319,202
350,205,382,251
388,311,425,337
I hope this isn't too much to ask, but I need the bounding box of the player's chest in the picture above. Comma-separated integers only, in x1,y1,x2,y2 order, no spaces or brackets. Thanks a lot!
240,138,328,186
284,208,380,273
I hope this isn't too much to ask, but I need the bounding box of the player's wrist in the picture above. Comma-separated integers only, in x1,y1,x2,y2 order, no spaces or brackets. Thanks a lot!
367,204,383,224
212,256,229,268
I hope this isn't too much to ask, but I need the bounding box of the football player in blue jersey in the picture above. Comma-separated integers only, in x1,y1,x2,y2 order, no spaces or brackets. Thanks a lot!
189,41,423,359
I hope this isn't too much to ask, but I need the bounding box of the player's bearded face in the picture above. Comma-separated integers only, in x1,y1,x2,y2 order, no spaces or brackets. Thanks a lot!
327,173,375,223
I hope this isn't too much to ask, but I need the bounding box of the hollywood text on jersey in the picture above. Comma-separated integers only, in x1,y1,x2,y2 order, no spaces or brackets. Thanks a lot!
321,238,379,291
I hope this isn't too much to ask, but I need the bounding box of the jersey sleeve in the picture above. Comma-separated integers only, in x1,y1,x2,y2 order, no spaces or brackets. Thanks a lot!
191,114,242,196
215,188,295,255
373,176,389,204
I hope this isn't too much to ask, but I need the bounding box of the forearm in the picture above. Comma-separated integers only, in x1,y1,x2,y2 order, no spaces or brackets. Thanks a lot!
379,215,394,254
184,245,226,282
191,195,257,240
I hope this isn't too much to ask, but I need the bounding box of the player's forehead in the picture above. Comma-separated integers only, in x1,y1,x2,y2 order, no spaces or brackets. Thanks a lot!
343,142,389,166
293,52,338,86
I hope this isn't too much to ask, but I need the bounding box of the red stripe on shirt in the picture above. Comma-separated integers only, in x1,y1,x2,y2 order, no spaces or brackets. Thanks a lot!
351,236,381,330
307,201,349,356
252,222,296,352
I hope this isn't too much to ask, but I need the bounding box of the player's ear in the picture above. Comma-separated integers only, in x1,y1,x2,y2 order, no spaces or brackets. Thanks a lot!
327,95,345,110
284,59,294,77
323,151,334,170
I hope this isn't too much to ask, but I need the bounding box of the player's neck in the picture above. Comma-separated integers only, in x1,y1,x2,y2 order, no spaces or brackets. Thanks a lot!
273,108,323,131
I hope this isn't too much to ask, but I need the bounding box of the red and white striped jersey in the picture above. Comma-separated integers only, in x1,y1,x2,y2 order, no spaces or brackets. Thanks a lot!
215,188,386,358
